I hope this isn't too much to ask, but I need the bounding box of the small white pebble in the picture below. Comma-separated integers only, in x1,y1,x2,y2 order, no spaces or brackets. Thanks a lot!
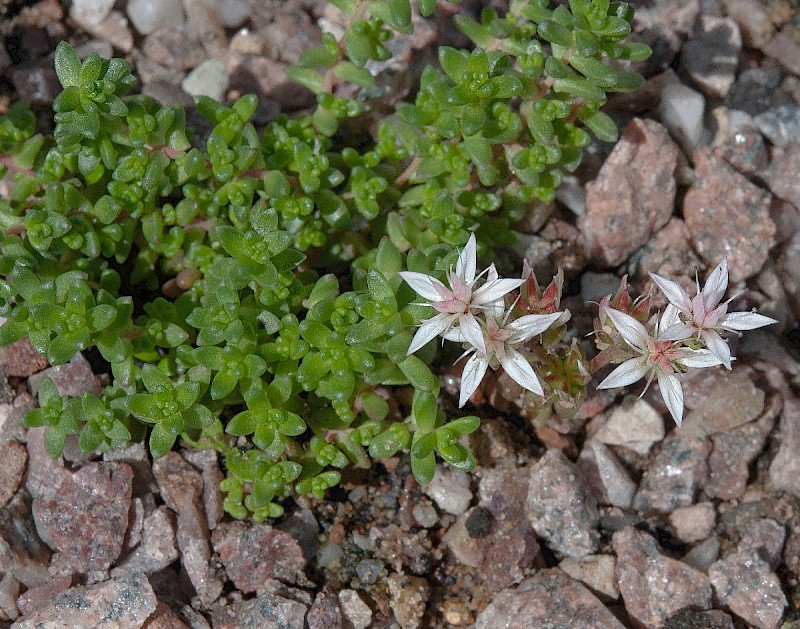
127,0,185,35
71,0,116,27
423,465,472,515
181,59,228,101
412,502,438,528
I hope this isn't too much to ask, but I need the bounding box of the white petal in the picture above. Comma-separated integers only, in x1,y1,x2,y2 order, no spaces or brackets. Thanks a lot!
407,312,454,355
399,272,449,302
604,307,650,353
459,353,489,407
500,348,543,396
657,371,684,426
458,314,487,355
649,272,691,313
660,303,681,332
701,329,731,370
473,278,524,305
676,348,725,369
456,233,477,284
658,321,696,342
720,311,778,331
702,259,728,308
507,312,564,343
442,327,466,343
597,358,648,389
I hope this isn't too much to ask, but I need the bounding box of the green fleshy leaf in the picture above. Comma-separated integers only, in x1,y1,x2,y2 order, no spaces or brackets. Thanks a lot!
54,42,81,88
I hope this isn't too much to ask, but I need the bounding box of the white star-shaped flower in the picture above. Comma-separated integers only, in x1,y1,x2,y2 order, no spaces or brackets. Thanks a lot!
399,234,523,355
451,309,567,408
597,306,724,426
649,259,777,369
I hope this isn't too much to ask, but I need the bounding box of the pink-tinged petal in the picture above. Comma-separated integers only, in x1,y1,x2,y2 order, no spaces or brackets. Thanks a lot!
658,321,697,342
657,372,684,426
700,329,732,370
459,353,489,407
500,349,544,396
456,233,477,284
473,278,525,305
507,312,564,343
399,272,449,302
597,358,648,389
604,307,650,353
720,311,778,331
676,348,725,369
407,312,454,355
649,272,691,313
458,314,487,355
702,259,728,308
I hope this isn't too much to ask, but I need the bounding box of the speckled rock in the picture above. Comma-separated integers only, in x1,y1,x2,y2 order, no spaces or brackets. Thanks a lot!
768,389,800,498
32,462,132,574
142,603,190,629
338,589,371,629
680,370,765,436
212,521,306,593
558,555,619,600
0,339,48,377
784,515,800,578
12,571,156,629
0,494,51,589
683,149,775,283
767,143,800,207
634,218,702,288
527,449,599,557
633,434,709,513
151,452,222,607
28,353,101,398
307,587,343,629
474,568,626,629
706,424,767,500
722,0,774,48
713,125,769,178
755,104,800,148
613,527,711,628
762,28,800,77
591,398,665,456
113,506,178,575
737,518,786,570
579,118,678,268
212,591,307,629
225,51,316,111
142,27,206,71
578,440,636,509
9,61,61,107
0,440,26,508
681,16,741,98
709,551,786,629
15,575,72,617
669,502,716,543
387,573,429,629
182,448,223,530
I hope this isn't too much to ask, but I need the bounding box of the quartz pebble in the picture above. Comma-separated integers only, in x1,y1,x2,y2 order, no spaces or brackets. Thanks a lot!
182,59,228,102
127,0,185,35
592,398,664,455
422,465,472,516
669,502,716,543
558,554,619,600
69,0,115,27
659,81,706,154
577,440,636,509
338,589,372,629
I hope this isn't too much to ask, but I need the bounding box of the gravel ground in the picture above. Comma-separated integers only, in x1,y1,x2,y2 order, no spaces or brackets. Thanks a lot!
1,0,800,627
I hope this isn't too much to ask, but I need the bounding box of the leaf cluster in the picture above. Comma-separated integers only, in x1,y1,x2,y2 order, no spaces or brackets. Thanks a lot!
0,0,649,519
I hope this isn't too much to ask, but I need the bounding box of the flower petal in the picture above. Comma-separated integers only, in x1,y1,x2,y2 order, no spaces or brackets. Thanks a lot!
649,272,691,313
500,348,543,396
720,311,778,331
702,259,728,309
457,313,487,355
507,312,564,343
597,358,648,389
399,272,449,302
657,371,684,426
407,312,454,355
604,307,650,353
472,278,524,305
676,348,725,369
459,353,489,407
658,321,696,342
701,329,732,369
456,233,477,285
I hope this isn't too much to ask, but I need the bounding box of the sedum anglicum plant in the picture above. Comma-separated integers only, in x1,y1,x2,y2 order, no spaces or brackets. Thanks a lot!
0,0,775,521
